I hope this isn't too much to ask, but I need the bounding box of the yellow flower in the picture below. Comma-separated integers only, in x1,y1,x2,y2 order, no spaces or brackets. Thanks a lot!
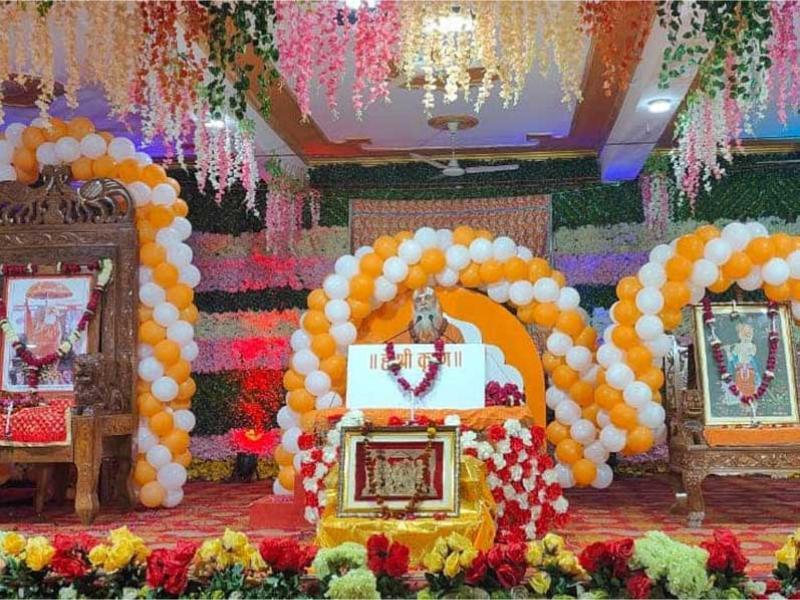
433,538,449,558
526,542,544,567
198,539,223,564
105,539,135,572
446,533,471,552
542,533,565,555
246,548,266,570
557,551,581,575
134,541,151,562
222,529,248,552
1,533,25,557
776,542,798,568
88,544,109,568
423,551,444,573
109,527,135,545
530,571,552,595
459,547,479,568
443,551,461,578
24,536,55,572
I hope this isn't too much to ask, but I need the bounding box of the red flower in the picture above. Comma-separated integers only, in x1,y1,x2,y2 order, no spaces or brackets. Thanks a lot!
301,461,316,478
51,555,89,580
701,529,748,575
496,563,525,589
384,542,410,577
230,428,280,455
626,571,653,599
146,544,196,597
298,432,315,451
366,534,409,578
505,542,527,565
464,552,487,585
387,415,404,426
487,424,506,443
765,579,781,594
579,542,608,572
259,537,316,574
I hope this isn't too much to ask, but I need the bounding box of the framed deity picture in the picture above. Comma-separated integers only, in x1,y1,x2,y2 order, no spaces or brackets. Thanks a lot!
337,425,460,518
1,274,95,393
693,302,799,426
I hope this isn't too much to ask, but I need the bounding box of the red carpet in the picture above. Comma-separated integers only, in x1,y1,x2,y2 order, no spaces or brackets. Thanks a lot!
2,475,797,577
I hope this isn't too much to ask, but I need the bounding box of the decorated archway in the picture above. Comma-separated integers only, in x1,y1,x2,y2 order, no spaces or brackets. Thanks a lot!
582,222,800,485
278,226,662,495
1,117,199,508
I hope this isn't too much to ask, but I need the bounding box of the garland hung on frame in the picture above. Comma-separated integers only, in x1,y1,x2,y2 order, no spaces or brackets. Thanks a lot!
0,259,113,389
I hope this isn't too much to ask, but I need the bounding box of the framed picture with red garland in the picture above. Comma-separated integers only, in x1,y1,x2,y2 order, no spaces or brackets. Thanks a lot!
693,302,799,426
337,425,460,518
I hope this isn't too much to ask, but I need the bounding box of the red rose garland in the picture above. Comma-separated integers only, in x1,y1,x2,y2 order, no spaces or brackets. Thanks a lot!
385,338,445,399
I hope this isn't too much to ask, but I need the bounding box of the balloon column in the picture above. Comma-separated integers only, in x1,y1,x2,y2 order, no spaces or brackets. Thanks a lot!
280,226,615,493
0,117,199,508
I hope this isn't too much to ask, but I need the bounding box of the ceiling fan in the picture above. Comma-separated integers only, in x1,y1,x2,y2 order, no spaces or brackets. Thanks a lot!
410,120,519,178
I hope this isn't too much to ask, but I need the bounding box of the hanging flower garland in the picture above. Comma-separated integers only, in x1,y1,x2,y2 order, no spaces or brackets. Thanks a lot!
639,156,673,237
385,339,445,400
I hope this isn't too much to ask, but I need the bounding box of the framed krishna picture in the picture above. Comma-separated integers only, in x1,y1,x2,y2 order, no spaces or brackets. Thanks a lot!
693,302,799,426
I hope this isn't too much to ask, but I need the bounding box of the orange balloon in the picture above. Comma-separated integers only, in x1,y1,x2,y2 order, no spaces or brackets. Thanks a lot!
479,260,503,284
288,388,316,413
551,270,566,287
92,155,117,178
626,425,655,453
274,445,294,466
139,481,166,508
142,164,168,187
721,252,753,280
503,257,527,282
665,255,693,281
134,460,157,486
138,393,162,417
546,421,569,445
394,230,413,243
177,378,196,401
166,360,191,384
575,326,597,349
137,380,152,394
552,365,578,391
283,369,305,391
611,300,641,326
307,289,328,310
166,284,194,309
348,298,371,321
452,226,476,246
360,253,384,278
790,279,800,301
405,265,428,290
764,282,791,302
42,117,68,142
153,263,179,288
349,274,375,301
475,228,493,241
149,206,174,228
420,248,446,274
459,263,481,288
139,320,166,345
555,438,583,464
661,281,690,310
533,303,559,328
373,236,398,259
162,429,190,455
138,222,157,244
98,131,114,145
154,340,181,365
516,304,535,324
611,325,638,350
175,451,192,468
12,146,36,171
311,333,337,359
555,310,584,337
320,354,347,381
165,177,181,195
22,126,46,150
675,234,704,261
173,199,189,217
303,310,330,334
616,276,642,300
572,459,597,487
626,345,653,374
541,351,564,373
67,117,95,139
582,402,600,423
569,380,594,407
117,158,142,183
528,258,551,281
772,233,795,258
15,166,38,185
610,403,638,430
695,224,720,242
595,384,623,411
708,275,732,294
140,242,166,267
278,467,295,491
149,411,174,437
639,366,665,391
745,236,775,265
659,309,683,331
180,304,199,324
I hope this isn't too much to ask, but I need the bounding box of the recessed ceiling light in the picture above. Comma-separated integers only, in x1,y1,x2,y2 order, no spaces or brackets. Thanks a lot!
646,99,672,114
204,119,226,130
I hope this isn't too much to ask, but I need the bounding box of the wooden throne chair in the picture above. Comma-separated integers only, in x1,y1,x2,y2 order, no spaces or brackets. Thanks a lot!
0,165,138,524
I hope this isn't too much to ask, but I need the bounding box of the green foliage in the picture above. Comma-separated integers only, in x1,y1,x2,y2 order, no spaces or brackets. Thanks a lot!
192,372,241,436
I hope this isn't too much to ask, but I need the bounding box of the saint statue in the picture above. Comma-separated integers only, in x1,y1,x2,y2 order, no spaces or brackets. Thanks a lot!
27,304,63,357
722,322,761,403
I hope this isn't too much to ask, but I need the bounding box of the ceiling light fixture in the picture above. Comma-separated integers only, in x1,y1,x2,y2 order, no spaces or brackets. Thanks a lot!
646,98,672,114
204,118,226,130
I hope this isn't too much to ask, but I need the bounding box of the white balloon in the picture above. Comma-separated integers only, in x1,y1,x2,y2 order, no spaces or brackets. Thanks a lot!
108,137,137,161
374,276,398,302
137,357,164,382
721,222,751,251
704,238,732,266
635,315,664,341
554,462,575,488
162,489,184,508
517,246,533,260
649,243,673,264
570,419,597,444
746,221,769,238
546,386,568,410
533,277,559,303
546,331,573,356
435,268,458,287
156,228,180,246
737,266,763,291
414,227,438,249
557,287,581,311
398,239,422,264
690,259,719,288
596,409,611,428
623,381,652,409
583,365,600,384
638,262,666,288
79,133,107,159
151,183,177,207
606,363,635,391
152,377,179,402
292,349,319,375
4,123,25,147
0,140,12,164
290,329,311,351
334,255,360,279
277,406,299,430
584,441,610,465
468,238,493,264
173,410,196,432
139,267,153,287
178,265,201,288
635,287,664,315
138,343,154,359
591,463,614,489
272,480,290,495
305,370,331,396
487,281,510,303
35,142,57,166
508,281,534,306
281,427,303,454
315,391,344,410
354,245,372,259
0,164,16,182
325,299,351,324
153,302,179,327
597,344,623,369
171,217,192,241
599,424,627,452
323,274,349,300
555,399,581,425
645,333,672,358
166,243,193,268
763,257,790,286
166,321,194,345
445,245,470,270
135,151,153,165
654,423,668,444
638,402,665,429
330,322,357,346
54,136,81,162
436,228,453,249
157,463,187,490
180,341,199,362
127,182,152,207
492,236,516,261
787,251,800,279
137,427,157,453
689,284,706,304
146,445,172,469
383,256,409,283
566,346,592,372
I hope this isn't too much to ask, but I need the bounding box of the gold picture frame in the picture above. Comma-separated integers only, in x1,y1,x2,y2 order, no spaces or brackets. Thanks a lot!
693,302,799,426
337,425,460,518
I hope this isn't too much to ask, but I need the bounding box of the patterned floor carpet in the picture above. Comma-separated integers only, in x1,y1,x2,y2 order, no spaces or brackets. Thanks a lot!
1,475,797,577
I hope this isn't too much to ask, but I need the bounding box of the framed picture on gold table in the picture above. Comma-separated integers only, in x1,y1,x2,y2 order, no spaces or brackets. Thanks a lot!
337,425,460,518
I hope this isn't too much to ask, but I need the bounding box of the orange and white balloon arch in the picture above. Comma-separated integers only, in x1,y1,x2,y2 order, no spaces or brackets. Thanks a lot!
0,117,199,509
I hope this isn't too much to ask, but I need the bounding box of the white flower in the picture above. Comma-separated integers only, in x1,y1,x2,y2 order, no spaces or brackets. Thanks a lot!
460,430,477,446
496,439,511,454
477,442,493,460
517,450,528,463
522,477,535,492
531,505,542,520
510,465,523,481
339,410,364,427
97,259,114,287
503,484,516,500
444,414,461,427
326,429,340,447
519,430,532,445
303,477,318,492
524,523,537,540
487,473,502,489
542,469,558,485
322,448,337,463
304,507,319,524
314,463,328,479
318,490,326,506
58,341,72,354
504,419,522,435
553,497,569,514
491,453,506,471
538,489,547,503
518,495,529,510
